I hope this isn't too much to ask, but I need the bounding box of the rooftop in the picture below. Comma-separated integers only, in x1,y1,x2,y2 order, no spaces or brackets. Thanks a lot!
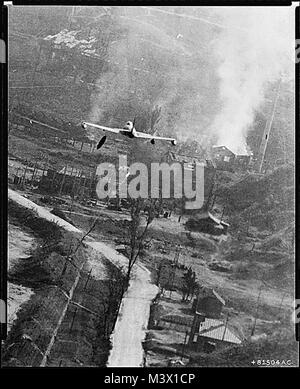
212,145,252,157
197,318,241,344
212,145,236,155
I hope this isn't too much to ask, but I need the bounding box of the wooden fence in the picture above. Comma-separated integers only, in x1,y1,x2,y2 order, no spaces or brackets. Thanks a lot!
9,160,97,200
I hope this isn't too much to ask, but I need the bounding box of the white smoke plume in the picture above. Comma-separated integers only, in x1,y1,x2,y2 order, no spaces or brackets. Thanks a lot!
211,7,294,154
87,7,294,154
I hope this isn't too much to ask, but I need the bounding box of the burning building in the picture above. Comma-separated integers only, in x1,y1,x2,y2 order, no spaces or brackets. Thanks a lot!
212,145,252,172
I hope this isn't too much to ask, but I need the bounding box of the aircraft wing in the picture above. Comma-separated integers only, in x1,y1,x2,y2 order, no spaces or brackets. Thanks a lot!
82,122,130,134
135,131,176,142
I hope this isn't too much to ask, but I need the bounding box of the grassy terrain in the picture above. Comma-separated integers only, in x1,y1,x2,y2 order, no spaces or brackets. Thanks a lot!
9,131,99,172
3,200,125,367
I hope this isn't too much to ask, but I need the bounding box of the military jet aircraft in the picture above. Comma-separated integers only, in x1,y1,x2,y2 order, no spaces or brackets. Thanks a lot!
81,120,177,149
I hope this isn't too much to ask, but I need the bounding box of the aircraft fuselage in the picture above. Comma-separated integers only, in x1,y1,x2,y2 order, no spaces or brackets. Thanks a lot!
121,128,137,138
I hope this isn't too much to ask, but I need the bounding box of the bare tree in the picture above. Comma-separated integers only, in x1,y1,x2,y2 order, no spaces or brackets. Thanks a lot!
125,198,157,282
101,265,126,338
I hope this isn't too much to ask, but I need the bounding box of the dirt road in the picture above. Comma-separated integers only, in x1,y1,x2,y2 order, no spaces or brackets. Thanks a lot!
107,263,158,367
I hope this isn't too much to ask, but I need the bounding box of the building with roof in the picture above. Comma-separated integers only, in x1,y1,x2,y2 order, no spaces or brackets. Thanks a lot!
185,210,229,235
212,145,235,171
165,151,213,170
212,145,252,172
190,317,242,352
188,288,226,349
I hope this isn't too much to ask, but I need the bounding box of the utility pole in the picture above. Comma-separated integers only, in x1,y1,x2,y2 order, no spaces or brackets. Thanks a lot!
30,160,38,186
206,171,216,211
220,206,226,224
251,285,263,336
83,269,93,291
15,167,20,184
169,246,181,298
277,291,287,319
221,313,229,341
173,245,181,265
69,307,78,332
59,165,68,195
181,330,189,360
22,164,28,187
68,6,76,30
257,79,282,174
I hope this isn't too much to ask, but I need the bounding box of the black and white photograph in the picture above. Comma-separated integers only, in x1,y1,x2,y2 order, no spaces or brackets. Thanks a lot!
2,4,299,369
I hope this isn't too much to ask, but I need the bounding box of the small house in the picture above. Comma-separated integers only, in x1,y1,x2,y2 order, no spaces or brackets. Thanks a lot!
212,146,236,171
212,145,252,172
185,210,229,235
190,317,242,352
188,288,225,346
